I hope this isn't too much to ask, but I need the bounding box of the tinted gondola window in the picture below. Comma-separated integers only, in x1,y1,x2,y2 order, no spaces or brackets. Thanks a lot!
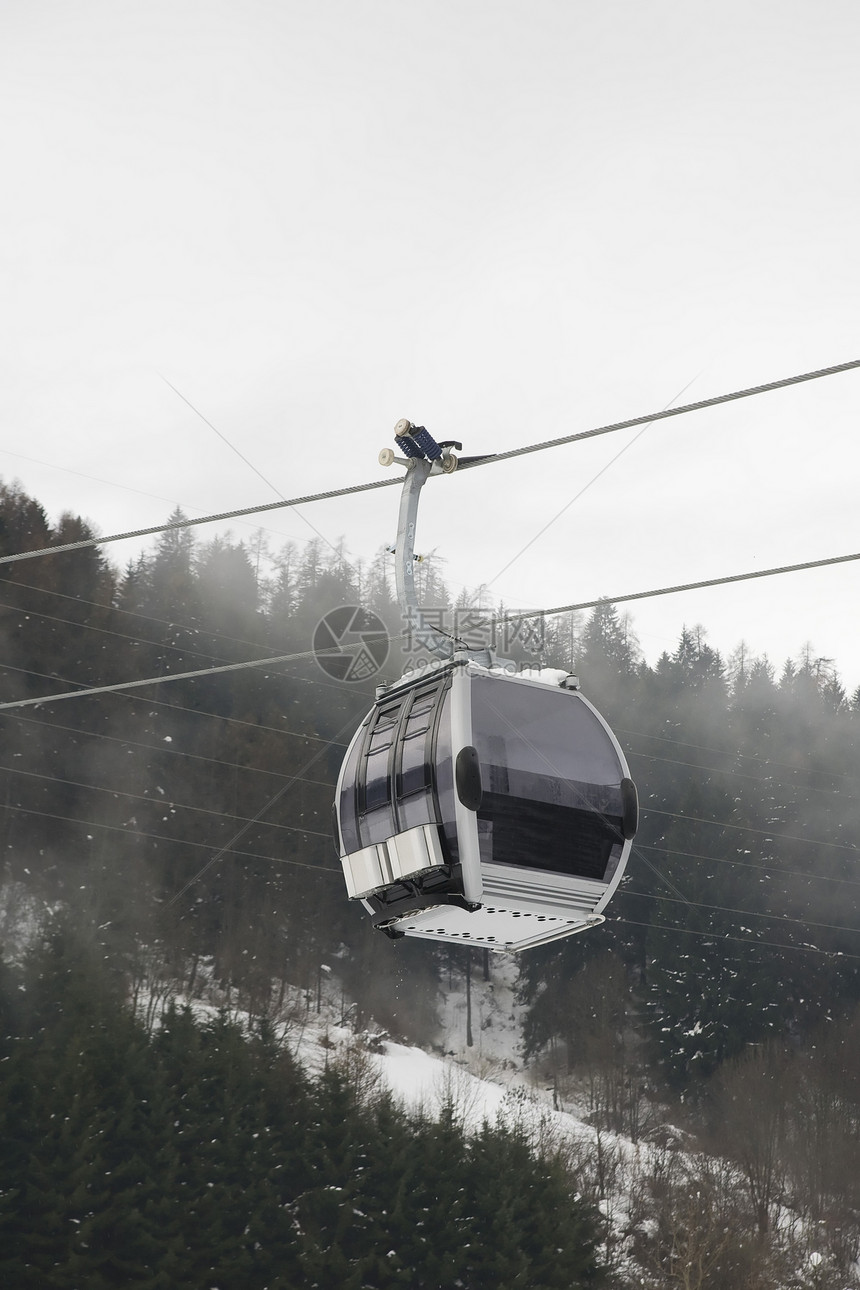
471,675,625,881
338,671,454,853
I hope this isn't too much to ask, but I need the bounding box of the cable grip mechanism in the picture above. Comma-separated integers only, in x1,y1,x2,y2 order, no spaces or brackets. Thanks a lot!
379,419,459,475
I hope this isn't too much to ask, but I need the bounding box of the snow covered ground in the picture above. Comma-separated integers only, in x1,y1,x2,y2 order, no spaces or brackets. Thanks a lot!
163,960,857,1289
163,952,602,1152
299,957,562,1123
5,903,854,1286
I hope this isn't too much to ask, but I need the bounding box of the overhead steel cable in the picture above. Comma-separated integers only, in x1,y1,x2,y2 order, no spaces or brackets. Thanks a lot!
1,358,858,569
623,734,860,801
13,692,857,899
13,695,859,889
500,547,860,625
0,572,383,701
627,816,859,943
160,375,287,499
458,357,860,469
10,746,857,903
0,762,331,834
642,805,858,854
619,725,858,787
14,773,854,942
5,710,338,788
0,571,276,656
161,374,348,563
0,444,320,548
166,705,364,908
3,577,853,785
610,915,860,962
15,693,848,810
3,801,331,849
484,368,704,588
619,884,860,940
0,594,238,667
632,841,860,889
0,588,364,700
0,644,358,711
0,698,371,914
0,478,403,567
626,746,855,802
0,660,360,746
4,538,860,712
7,678,853,936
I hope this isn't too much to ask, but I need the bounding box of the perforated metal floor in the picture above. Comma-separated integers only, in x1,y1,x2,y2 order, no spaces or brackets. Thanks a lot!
395,901,604,953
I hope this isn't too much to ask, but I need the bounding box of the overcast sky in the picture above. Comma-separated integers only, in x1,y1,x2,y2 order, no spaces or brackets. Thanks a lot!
2,1,860,692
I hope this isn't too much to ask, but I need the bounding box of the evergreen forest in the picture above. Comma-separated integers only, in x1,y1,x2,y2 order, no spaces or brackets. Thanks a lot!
0,479,859,1288
0,926,604,1288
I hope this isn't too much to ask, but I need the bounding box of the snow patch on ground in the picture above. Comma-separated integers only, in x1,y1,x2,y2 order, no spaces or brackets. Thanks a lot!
31,947,860,1287
0,881,55,964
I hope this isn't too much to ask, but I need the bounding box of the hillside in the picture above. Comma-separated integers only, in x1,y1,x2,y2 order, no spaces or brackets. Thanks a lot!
0,479,858,1286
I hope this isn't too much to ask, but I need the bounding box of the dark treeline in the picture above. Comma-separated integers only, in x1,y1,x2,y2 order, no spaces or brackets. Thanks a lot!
0,479,857,1071
521,606,860,1087
1,480,860,1282
0,924,604,1288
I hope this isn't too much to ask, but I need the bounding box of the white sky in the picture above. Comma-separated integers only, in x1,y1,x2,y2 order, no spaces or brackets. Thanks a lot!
2,1,860,691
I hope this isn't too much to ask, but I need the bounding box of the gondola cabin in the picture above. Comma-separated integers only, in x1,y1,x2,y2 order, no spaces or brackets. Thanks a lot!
334,658,638,952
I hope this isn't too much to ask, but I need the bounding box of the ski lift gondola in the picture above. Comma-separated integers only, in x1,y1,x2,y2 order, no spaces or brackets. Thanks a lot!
333,422,638,952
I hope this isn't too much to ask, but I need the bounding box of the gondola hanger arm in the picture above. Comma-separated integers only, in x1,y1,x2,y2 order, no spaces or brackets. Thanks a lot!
380,420,510,669
380,420,459,660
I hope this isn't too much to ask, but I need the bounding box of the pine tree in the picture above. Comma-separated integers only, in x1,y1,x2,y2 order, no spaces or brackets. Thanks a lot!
578,601,639,693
